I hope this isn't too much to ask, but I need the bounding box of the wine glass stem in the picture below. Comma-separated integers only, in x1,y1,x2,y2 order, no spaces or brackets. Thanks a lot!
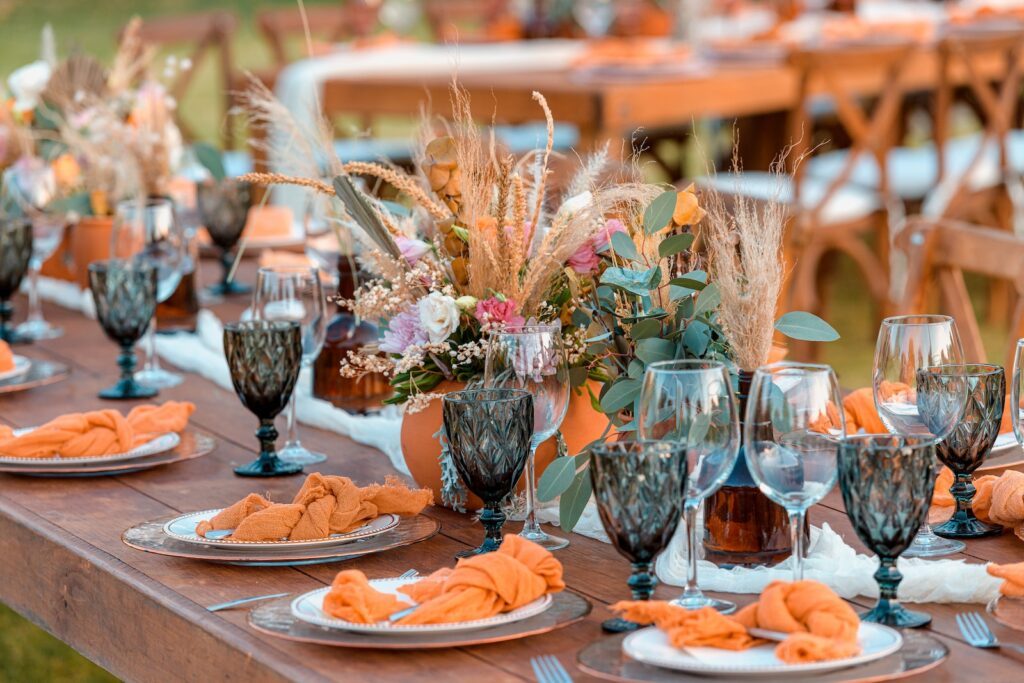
285,386,300,447
143,315,161,372
790,509,806,582
26,259,43,324
682,502,704,601
522,444,541,535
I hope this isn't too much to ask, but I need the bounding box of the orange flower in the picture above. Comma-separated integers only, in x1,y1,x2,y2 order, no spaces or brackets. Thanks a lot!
672,184,705,227
52,153,81,189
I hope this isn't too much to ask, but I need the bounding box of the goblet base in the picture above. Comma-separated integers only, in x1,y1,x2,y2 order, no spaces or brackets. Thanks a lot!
455,537,502,558
135,368,184,389
234,456,304,477
206,280,251,298
670,594,737,614
520,528,570,551
601,617,641,633
99,379,158,400
278,444,327,466
933,517,1003,538
860,602,932,628
15,319,62,341
902,532,966,558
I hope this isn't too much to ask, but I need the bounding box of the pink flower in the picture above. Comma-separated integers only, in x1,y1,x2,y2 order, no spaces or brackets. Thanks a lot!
395,235,430,265
593,218,627,251
474,297,525,329
567,219,629,274
379,306,428,354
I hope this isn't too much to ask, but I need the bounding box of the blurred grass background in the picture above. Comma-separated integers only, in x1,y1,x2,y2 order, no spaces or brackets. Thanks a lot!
0,1,1010,681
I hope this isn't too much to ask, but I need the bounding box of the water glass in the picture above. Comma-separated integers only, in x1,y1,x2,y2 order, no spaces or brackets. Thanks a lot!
638,359,739,613
17,213,65,340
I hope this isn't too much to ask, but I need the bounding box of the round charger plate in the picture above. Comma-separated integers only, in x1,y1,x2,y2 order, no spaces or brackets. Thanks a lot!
0,431,214,476
988,594,1024,633
123,513,440,566
163,509,400,549
578,630,949,683
0,355,31,382
291,579,553,635
0,358,69,394
978,433,1024,472
250,590,590,649
0,431,180,465
621,623,901,677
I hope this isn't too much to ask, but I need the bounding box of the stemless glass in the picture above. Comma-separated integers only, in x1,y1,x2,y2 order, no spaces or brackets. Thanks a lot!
590,438,688,633
197,178,253,298
0,217,32,343
112,198,186,389
745,362,843,581
839,435,936,628
16,213,65,340
638,360,739,614
920,364,1004,538
224,320,304,477
253,265,328,466
442,388,534,557
873,314,967,557
87,260,158,400
484,324,570,551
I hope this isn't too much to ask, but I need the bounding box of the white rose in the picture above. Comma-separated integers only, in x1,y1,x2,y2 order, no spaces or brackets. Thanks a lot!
8,61,52,113
418,292,460,344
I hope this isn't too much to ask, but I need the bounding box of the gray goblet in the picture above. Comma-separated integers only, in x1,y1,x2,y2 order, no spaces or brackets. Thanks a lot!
0,217,33,343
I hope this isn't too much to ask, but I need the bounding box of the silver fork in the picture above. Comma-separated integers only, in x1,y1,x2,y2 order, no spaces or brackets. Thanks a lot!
530,655,573,683
207,569,420,612
955,611,1024,655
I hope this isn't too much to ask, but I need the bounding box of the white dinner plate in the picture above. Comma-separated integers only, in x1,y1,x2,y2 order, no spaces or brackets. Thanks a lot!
622,622,903,677
0,430,180,464
990,432,1017,455
0,355,31,382
163,510,400,549
290,578,554,635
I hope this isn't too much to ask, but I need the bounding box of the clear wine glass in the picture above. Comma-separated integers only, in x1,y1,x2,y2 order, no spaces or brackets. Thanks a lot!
745,362,844,581
574,0,617,38
484,323,570,551
1013,339,1024,449
112,197,185,389
638,359,739,613
253,265,328,466
16,212,65,340
873,314,968,557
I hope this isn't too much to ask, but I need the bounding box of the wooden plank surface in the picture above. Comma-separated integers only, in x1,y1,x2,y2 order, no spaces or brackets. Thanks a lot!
0,259,1022,682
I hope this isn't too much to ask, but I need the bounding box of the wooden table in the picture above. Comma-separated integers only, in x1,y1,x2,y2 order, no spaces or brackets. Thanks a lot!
1,261,1023,682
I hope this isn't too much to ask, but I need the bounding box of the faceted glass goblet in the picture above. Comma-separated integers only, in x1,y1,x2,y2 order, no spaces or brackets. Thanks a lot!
442,388,534,557
87,260,158,400
0,217,33,343
223,320,304,477
838,434,936,628
590,438,688,633
197,179,252,297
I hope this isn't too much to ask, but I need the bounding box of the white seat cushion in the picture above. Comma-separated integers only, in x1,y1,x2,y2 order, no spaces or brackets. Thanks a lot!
696,170,882,224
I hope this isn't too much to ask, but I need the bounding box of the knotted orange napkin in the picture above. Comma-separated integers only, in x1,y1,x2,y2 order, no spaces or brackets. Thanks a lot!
613,580,861,665
0,340,14,372
987,562,1024,598
930,468,1024,539
196,473,432,542
0,401,194,458
321,535,564,625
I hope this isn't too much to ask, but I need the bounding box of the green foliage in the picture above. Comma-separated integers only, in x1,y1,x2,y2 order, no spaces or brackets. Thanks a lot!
609,230,639,261
775,311,841,342
192,141,226,181
642,189,676,234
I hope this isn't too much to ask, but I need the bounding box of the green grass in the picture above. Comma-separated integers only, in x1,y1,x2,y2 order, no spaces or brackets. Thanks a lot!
0,604,116,682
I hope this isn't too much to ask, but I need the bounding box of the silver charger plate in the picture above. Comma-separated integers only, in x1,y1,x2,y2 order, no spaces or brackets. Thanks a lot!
0,358,70,394
163,509,400,549
0,431,180,465
978,432,1023,472
250,590,591,649
0,431,214,476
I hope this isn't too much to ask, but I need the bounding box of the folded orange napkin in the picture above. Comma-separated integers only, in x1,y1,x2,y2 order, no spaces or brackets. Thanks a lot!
0,341,14,372
321,535,564,625
0,401,194,459
613,580,861,665
929,467,1024,540
987,562,1024,598
195,473,432,542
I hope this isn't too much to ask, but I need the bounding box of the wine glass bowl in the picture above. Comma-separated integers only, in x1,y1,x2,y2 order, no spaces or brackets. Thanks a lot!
197,179,253,297
838,434,936,628
17,213,65,341
0,217,33,343
87,260,158,400
442,388,534,557
223,320,304,477
920,363,1005,538
590,438,688,633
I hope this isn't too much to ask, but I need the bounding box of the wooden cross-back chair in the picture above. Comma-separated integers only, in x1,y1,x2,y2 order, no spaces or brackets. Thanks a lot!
898,216,1024,370
257,3,380,70
423,0,514,43
126,11,238,148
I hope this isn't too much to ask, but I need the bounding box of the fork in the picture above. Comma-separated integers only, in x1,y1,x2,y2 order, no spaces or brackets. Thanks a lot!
207,569,420,612
530,654,573,683
955,611,1024,655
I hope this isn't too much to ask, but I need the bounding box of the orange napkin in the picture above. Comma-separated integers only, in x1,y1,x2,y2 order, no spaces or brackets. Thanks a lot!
196,473,432,542
244,205,293,239
0,341,14,372
844,386,1014,435
613,580,861,665
321,535,564,625
257,250,333,283
987,562,1024,598
0,401,194,459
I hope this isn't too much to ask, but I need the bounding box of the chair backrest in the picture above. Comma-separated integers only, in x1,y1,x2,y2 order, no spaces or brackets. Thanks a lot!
257,4,379,68
126,11,238,148
897,216,1024,369
424,0,512,43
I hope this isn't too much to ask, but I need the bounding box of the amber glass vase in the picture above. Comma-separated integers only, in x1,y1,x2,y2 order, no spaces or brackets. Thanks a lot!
703,370,793,567
311,255,391,412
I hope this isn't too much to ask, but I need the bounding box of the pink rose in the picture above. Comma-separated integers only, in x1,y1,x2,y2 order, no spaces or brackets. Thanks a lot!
395,235,430,265
593,218,627,251
568,243,600,274
474,296,526,329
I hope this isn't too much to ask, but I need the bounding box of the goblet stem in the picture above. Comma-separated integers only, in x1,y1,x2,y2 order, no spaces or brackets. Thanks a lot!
220,249,233,290
862,557,932,628
790,509,806,582
99,342,157,400
457,501,507,559
0,298,14,343
952,474,976,521
234,419,303,477
602,561,657,634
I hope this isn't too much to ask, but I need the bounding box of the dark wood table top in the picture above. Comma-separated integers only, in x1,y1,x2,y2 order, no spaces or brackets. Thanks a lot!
1,260,1023,682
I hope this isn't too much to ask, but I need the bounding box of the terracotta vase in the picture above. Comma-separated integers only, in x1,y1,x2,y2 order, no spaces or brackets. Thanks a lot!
68,215,115,288
401,379,610,510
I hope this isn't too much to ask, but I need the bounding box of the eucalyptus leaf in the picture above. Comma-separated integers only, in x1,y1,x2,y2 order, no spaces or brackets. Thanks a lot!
687,412,712,444
636,338,675,364
693,282,721,318
627,359,645,379
571,308,591,328
569,366,589,388
630,318,662,339
774,311,840,342
193,142,226,181
610,230,639,261
537,456,578,502
559,471,593,532
668,277,707,292
658,233,695,258
600,378,642,413
683,320,711,356
643,189,677,234
600,266,661,296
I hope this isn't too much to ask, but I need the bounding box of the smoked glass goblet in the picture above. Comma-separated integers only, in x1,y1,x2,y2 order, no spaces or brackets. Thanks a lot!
590,438,688,633
87,260,158,400
920,363,1004,538
223,320,304,477
197,179,252,297
838,435,936,628
0,217,33,343
442,388,534,557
